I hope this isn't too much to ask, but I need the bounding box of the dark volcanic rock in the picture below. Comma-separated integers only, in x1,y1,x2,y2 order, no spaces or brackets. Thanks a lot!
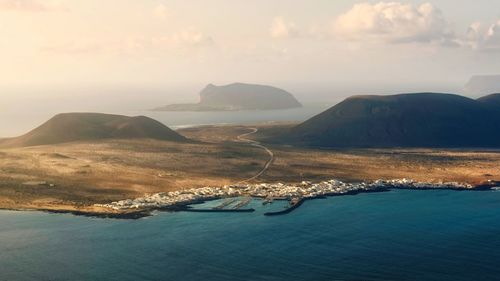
273,93,500,148
153,83,302,111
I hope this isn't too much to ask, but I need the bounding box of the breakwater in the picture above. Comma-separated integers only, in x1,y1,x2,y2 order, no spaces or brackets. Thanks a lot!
264,198,306,216
264,187,391,216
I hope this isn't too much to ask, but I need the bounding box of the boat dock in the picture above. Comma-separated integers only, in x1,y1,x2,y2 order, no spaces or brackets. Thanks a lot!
180,197,256,213
233,197,252,209
213,198,238,210
184,208,255,213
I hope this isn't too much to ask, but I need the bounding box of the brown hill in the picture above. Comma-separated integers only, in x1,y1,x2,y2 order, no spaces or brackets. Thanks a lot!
0,113,186,147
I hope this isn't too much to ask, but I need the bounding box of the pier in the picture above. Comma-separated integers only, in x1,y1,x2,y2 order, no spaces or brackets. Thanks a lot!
184,208,255,213
213,198,238,210
180,197,255,213
233,197,252,209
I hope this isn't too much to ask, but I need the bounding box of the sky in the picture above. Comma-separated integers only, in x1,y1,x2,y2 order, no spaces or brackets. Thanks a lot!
1,0,500,96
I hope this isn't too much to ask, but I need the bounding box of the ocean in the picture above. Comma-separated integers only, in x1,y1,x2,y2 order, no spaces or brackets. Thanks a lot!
0,102,330,138
2,189,500,281
0,85,336,138
0,82,461,138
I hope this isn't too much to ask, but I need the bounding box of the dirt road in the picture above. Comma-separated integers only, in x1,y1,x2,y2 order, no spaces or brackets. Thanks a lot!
236,128,274,182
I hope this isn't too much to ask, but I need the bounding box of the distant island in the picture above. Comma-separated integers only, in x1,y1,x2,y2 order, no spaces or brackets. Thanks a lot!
269,93,500,148
464,75,500,96
0,112,186,147
153,83,302,111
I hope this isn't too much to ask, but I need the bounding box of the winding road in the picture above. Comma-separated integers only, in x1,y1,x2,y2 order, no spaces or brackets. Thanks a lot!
236,128,274,183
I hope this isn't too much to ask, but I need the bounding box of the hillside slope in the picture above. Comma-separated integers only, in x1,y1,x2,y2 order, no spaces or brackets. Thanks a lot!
0,113,186,147
274,93,500,148
477,93,500,109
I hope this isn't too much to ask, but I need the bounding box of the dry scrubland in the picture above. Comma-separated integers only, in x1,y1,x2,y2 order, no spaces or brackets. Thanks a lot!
186,125,500,184
0,134,265,213
0,124,499,213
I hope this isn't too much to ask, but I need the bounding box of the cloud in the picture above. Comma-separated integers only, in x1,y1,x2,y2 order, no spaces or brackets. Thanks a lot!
156,29,214,47
0,0,66,12
41,32,214,57
40,38,103,55
40,27,214,56
334,2,456,45
270,17,299,39
153,3,168,20
465,20,500,52
40,37,150,56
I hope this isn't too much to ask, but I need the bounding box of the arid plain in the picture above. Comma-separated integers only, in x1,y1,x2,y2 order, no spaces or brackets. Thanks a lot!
0,124,499,215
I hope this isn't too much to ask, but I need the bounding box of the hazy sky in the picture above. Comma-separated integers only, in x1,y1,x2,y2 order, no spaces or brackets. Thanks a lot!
1,0,500,92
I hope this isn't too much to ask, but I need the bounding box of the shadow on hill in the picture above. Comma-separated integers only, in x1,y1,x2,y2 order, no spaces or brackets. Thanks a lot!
0,112,189,147
266,93,500,148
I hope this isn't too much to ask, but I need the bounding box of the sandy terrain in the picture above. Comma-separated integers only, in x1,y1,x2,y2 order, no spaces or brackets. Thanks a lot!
0,124,499,214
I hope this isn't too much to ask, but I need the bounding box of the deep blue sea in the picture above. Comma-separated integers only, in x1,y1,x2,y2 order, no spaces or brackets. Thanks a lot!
2,189,500,281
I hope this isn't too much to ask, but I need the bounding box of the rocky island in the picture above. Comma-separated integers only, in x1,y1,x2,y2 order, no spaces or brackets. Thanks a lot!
153,83,302,111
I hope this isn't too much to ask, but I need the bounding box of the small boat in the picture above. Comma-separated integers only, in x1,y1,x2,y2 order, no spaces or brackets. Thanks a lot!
262,197,273,205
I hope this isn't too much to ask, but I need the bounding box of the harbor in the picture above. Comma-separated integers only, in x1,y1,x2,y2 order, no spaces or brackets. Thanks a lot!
182,197,255,213
263,197,305,216
94,178,499,216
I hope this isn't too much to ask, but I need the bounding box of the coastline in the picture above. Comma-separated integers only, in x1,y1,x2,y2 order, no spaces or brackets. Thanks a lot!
2,125,500,221
0,206,153,219
1,179,498,219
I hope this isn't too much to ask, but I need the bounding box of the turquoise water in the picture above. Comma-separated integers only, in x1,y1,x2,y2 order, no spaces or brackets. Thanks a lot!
2,189,500,281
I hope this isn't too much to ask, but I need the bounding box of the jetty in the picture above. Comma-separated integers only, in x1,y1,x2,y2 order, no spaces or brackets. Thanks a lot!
233,197,252,209
179,197,255,213
213,198,238,210
184,208,255,213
